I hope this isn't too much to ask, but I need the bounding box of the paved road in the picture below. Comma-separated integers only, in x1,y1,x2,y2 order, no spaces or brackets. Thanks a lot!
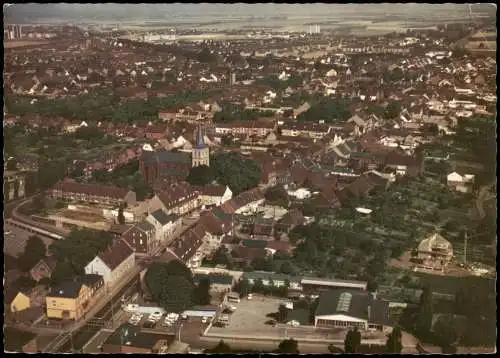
198,336,332,353
4,194,39,218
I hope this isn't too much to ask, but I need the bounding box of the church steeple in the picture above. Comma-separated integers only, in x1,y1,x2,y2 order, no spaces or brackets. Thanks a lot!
195,125,206,149
192,125,210,168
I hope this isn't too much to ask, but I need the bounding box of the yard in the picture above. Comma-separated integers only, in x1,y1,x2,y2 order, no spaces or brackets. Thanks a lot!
293,175,479,283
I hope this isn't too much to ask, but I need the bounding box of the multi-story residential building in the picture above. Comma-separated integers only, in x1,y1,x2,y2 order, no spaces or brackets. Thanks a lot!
196,185,233,207
151,183,200,216
215,119,275,138
145,209,181,245
4,170,26,201
48,180,137,207
84,239,135,288
121,220,157,256
45,274,104,320
280,122,331,138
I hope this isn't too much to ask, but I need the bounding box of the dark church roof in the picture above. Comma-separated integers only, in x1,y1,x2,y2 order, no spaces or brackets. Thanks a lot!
141,149,191,165
195,126,207,149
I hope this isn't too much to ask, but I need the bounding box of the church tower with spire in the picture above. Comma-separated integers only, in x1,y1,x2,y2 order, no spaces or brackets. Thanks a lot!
192,126,210,168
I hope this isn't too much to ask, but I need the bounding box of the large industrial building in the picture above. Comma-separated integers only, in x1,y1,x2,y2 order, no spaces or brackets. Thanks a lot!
314,289,391,332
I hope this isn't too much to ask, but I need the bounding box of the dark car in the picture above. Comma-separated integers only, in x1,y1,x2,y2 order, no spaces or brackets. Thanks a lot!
143,320,157,328
265,319,276,326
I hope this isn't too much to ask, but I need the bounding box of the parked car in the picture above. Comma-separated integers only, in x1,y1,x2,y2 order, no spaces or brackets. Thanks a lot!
148,311,163,321
201,317,208,324
143,320,157,328
287,320,300,327
124,304,139,313
128,317,141,325
167,313,179,321
247,294,253,300
163,318,173,327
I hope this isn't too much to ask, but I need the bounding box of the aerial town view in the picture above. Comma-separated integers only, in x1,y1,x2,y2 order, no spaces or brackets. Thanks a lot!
3,3,496,354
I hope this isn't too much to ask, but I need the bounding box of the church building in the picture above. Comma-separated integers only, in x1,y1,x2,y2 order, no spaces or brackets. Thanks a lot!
139,126,210,185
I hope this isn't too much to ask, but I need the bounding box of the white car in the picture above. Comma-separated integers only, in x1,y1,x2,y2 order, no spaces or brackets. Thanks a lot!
163,318,173,327
124,304,139,313
148,312,163,321
287,320,300,327
247,294,253,300
201,317,208,324
229,305,237,311
167,313,179,320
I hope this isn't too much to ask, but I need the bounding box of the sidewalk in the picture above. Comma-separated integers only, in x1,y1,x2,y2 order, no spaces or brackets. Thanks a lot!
203,331,385,345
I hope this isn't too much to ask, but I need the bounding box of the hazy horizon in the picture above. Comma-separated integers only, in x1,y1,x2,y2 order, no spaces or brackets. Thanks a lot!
4,3,495,25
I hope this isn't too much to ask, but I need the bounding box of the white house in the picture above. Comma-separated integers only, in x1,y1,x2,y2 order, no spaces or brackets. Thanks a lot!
447,172,475,193
197,185,233,207
84,239,135,288
146,209,181,244
287,188,311,200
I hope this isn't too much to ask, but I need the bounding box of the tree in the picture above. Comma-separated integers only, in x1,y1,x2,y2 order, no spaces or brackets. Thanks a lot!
186,165,215,186
385,101,402,119
6,158,18,171
277,338,299,353
220,134,235,147
31,194,46,214
278,304,289,322
386,326,403,353
416,285,433,336
212,152,261,195
433,314,458,352
117,205,126,225
206,340,232,353
235,278,250,297
18,236,47,272
49,228,114,281
265,186,289,205
279,261,294,275
344,327,361,353
454,288,467,315
12,276,37,290
193,277,212,306
50,261,76,285
146,261,195,312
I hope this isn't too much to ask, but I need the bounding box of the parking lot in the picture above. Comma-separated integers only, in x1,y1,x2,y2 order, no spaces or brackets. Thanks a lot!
206,295,380,342
4,224,54,257
207,295,289,338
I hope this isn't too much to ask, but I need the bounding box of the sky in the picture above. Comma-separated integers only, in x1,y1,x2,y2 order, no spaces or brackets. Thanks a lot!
3,3,494,24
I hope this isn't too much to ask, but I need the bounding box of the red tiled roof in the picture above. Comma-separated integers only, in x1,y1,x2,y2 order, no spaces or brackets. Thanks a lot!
196,185,227,197
231,246,267,262
98,239,134,270
171,224,206,262
157,182,198,209
52,180,130,200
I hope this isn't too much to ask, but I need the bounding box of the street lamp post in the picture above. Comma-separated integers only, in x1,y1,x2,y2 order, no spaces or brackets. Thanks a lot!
178,323,184,342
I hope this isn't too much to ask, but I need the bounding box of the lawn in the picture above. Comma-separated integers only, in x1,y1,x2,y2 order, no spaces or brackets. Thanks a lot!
413,271,495,296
